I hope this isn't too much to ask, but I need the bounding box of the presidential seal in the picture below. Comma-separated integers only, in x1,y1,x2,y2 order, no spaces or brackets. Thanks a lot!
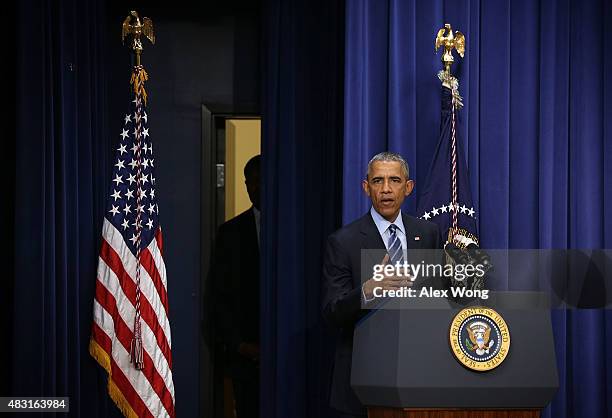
449,307,510,372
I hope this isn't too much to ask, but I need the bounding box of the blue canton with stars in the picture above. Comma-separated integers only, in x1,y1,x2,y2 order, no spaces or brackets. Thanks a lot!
105,97,159,256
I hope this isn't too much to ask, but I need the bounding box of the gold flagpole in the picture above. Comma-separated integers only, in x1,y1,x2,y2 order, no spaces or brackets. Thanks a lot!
122,11,155,105
435,23,467,246
121,11,156,371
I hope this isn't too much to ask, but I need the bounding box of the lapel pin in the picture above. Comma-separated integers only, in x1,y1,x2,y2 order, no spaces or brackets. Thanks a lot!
414,236,421,241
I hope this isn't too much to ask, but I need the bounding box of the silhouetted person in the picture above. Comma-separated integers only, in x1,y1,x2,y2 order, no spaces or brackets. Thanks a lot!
212,155,261,418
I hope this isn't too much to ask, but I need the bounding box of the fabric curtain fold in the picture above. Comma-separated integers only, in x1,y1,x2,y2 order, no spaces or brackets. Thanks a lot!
261,0,345,417
344,1,611,417
14,0,120,416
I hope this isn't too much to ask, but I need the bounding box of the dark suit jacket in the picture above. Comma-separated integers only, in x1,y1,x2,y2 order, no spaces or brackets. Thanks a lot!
322,211,441,414
212,208,260,380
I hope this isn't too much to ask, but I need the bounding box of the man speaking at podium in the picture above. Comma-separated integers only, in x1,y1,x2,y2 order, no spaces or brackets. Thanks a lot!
322,152,442,417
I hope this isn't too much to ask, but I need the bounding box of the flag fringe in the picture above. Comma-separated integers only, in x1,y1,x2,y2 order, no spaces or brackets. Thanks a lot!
89,338,111,375
108,378,139,418
89,339,139,418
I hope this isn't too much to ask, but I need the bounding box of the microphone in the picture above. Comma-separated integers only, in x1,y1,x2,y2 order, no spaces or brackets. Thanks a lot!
444,242,472,265
466,243,493,271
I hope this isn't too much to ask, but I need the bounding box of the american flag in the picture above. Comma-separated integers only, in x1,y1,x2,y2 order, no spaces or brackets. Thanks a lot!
90,66,176,418
417,86,478,247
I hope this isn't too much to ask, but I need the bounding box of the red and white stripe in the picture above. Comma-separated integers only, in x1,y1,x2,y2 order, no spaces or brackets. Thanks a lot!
92,218,175,417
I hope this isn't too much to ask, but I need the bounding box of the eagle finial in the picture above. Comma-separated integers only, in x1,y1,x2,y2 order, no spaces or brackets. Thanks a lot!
435,23,465,77
122,11,155,67
435,23,465,108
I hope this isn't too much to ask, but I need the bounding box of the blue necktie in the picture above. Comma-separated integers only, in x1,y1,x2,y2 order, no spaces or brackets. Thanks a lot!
387,224,404,264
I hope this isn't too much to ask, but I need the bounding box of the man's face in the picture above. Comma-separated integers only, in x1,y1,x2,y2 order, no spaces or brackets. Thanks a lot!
362,161,414,222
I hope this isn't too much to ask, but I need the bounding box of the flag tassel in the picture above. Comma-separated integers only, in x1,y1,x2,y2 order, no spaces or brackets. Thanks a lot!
130,318,144,370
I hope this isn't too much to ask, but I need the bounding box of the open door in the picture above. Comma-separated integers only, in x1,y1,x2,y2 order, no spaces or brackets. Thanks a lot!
200,104,261,418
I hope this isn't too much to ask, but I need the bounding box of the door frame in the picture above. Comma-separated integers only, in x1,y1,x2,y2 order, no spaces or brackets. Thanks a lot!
200,104,260,417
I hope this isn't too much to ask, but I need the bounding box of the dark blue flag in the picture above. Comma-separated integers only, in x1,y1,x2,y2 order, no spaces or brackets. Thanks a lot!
417,87,478,247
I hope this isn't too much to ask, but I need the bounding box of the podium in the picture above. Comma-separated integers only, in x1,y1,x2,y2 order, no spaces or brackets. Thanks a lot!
351,293,558,418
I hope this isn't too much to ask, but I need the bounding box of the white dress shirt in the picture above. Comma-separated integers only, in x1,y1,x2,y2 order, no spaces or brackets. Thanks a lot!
252,206,261,247
370,206,407,259
362,207,407,302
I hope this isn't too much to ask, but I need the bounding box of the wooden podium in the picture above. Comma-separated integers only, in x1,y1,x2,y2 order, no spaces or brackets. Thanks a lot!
351,293,558,418
368,407,540,418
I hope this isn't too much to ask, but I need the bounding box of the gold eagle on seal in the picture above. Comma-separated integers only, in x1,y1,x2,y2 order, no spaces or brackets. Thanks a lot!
466,321,495,355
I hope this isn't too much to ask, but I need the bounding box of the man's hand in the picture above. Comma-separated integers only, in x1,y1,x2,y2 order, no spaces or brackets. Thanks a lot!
238,342,260,362
362,254,413,300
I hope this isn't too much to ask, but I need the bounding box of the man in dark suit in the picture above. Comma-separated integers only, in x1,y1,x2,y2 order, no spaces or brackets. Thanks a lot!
322,152,442,417
212,155,261,418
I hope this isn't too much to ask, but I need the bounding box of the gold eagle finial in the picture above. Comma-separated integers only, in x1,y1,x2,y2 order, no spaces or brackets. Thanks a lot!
122,11,155,66
435,23,465,77
435,23,465,108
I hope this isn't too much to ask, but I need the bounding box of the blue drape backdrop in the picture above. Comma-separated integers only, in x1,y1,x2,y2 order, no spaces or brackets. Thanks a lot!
344,0,611,417
14,0,611,417
261,0,345,417
13,0,121,416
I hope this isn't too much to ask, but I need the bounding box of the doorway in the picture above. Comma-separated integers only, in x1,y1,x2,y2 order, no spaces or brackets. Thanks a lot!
200,104,261,418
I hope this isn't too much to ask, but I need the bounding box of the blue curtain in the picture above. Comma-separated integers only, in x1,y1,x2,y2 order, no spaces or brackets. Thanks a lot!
13,0,121,416
344,0,611,417
261,0,345,417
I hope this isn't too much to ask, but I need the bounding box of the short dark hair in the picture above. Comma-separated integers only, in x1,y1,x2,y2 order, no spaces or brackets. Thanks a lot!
366,152,409,179
244,155,261,181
